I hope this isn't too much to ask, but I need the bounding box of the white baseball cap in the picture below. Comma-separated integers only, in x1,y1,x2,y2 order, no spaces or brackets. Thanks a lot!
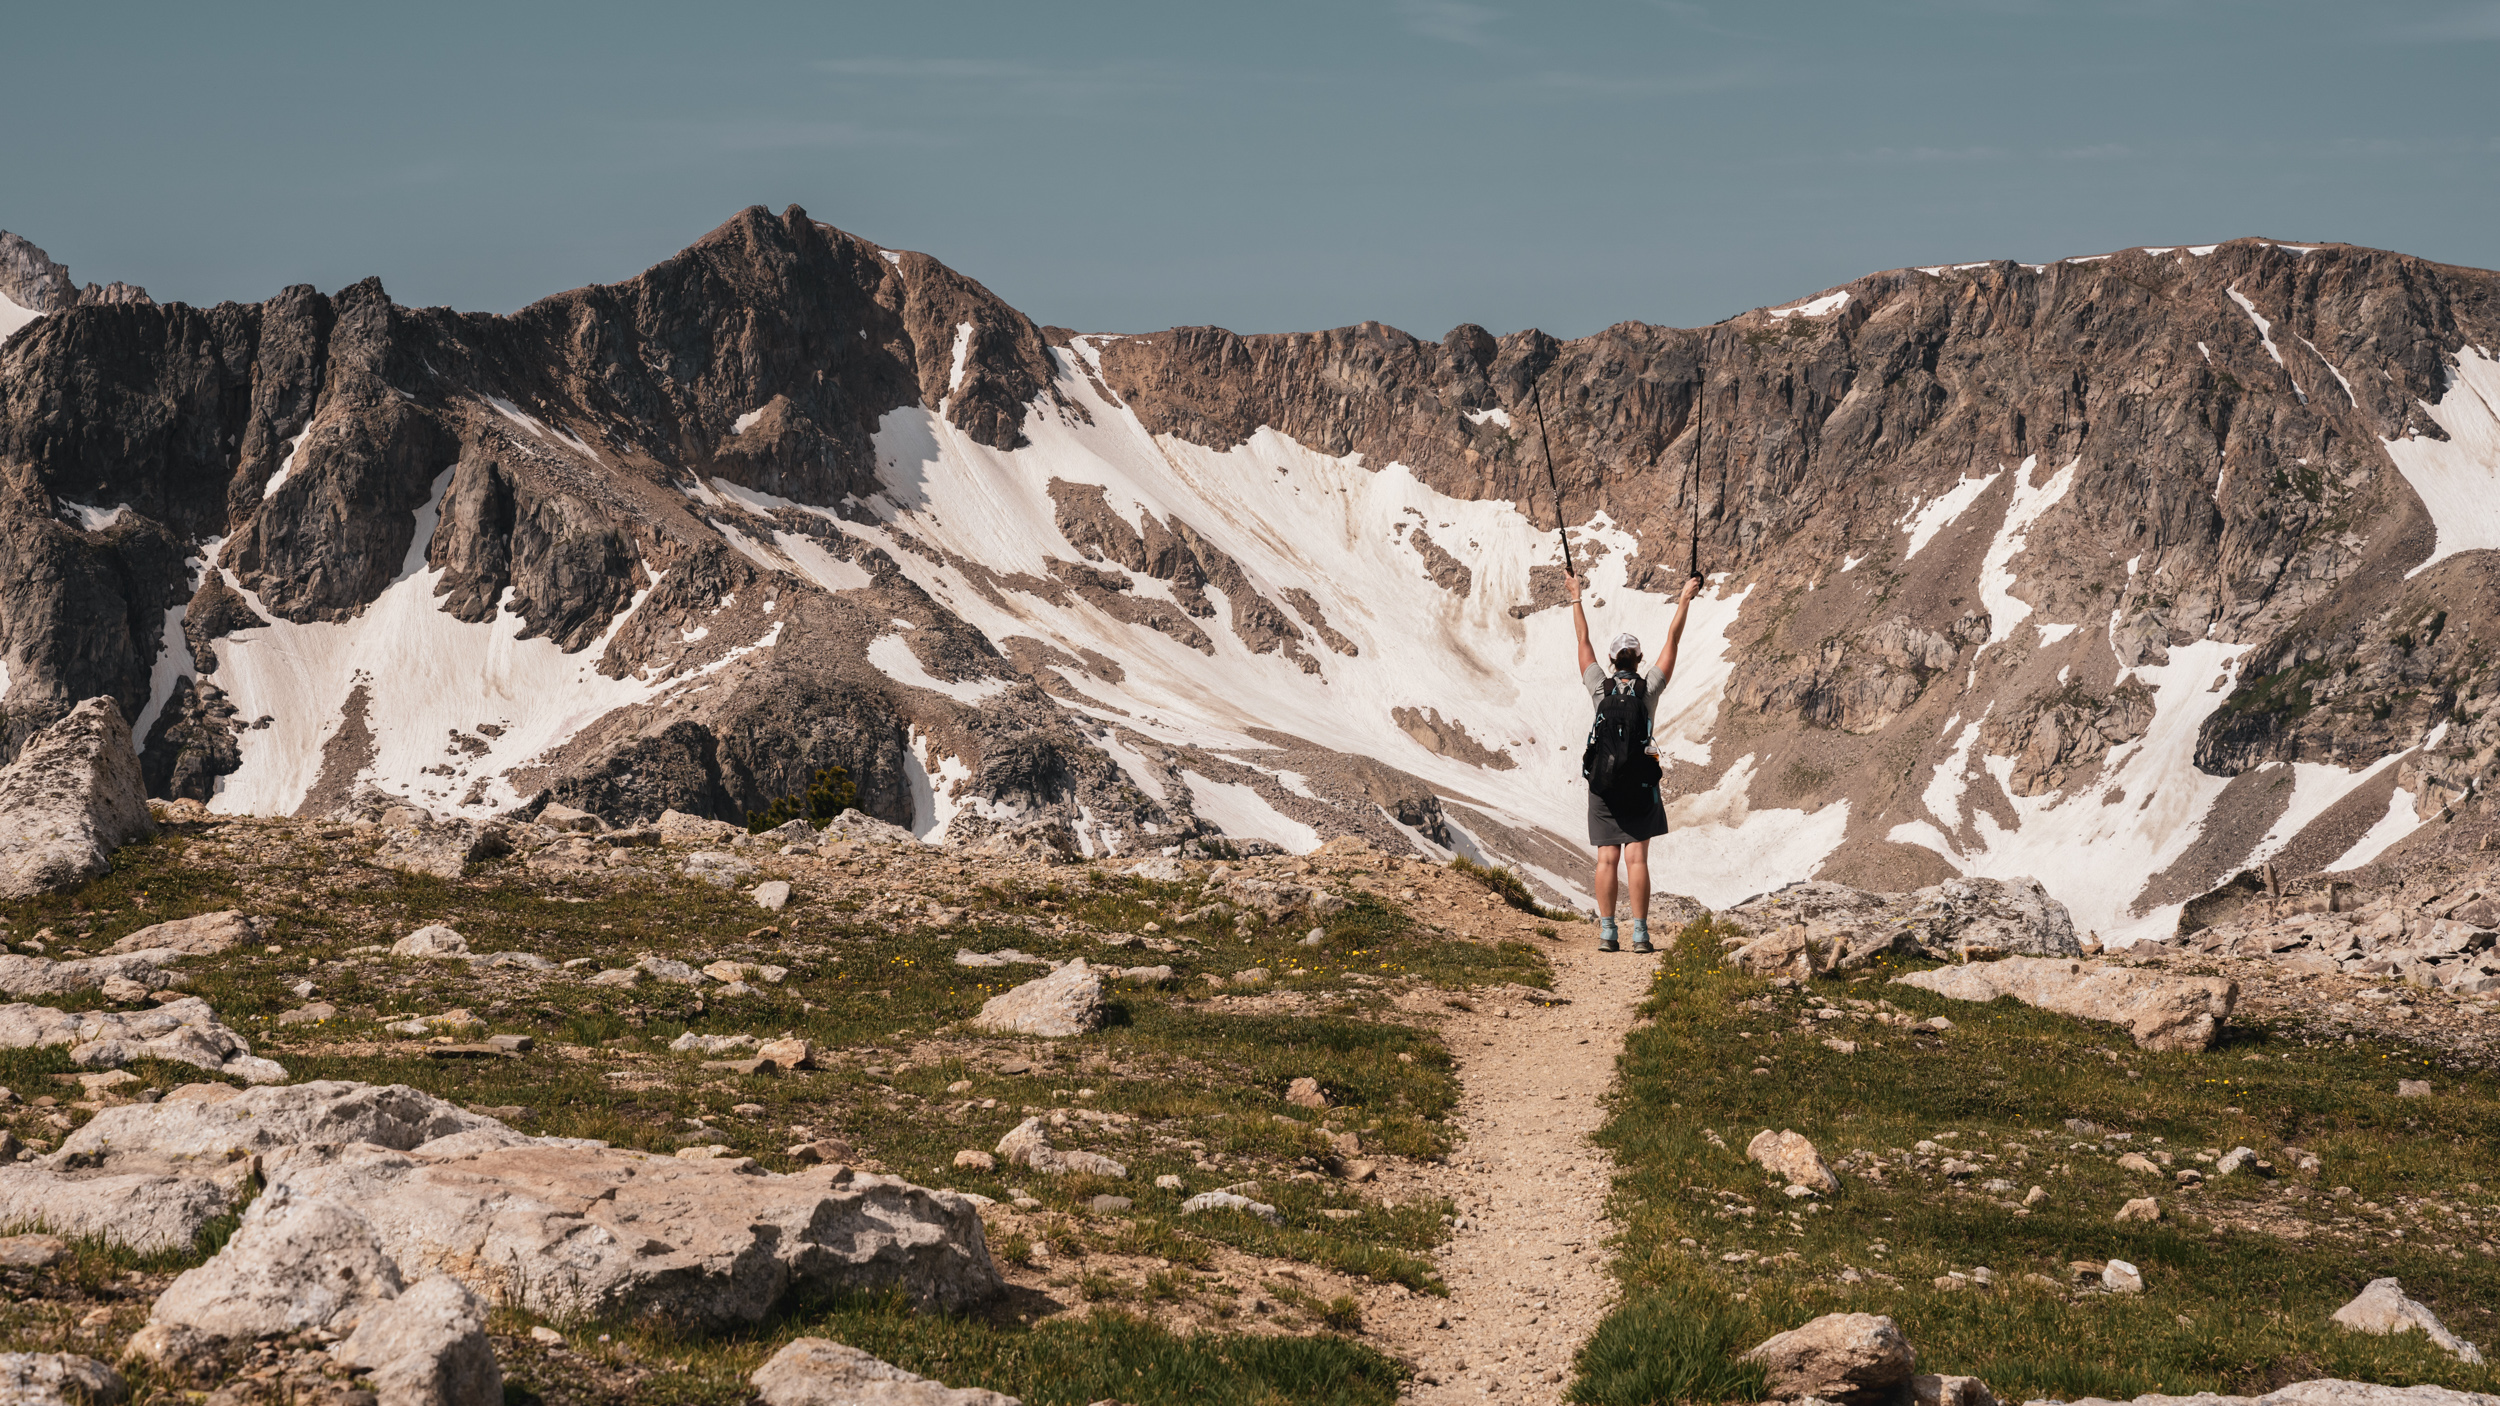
1606,633,1642,662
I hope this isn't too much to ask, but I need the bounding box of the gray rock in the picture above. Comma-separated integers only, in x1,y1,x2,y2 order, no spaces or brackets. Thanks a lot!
754,880,793,911
820,809,921,846
2102,1258,2144,1293
57,1080,523,1168
138,1184,404,1345
968,960,1104,1038
264,1143,1002,1328
471,950,554,970
0,1352,127,1405
0,1166,235,1255
682,851,757,887
104,910,259,957
2331,1277,2483,1363
953,948,1052,969
1179,1190,1280,1223
2262,1384,2500,1406
2214,1146,2256,1176
657,809,740,844
586,967,641,987
1125,857,1189,883
392,925,471,959
638,957,705,984
0,950,180,999
332,1275,502,1406
1893,958,2236,1051
0,698,154,899
752,1337,1019,1406
0,998,283,1083
373,823,510,880
1728,876,2081,967
1747,1129,1840,1196
993,1118,1127,1178
1912,1375,1998,1406
537,802,606,833
670,1032,759,1054
1744,1312,1916,1402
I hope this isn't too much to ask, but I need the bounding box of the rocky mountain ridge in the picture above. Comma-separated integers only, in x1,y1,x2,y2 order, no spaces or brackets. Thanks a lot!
3,211,2497,937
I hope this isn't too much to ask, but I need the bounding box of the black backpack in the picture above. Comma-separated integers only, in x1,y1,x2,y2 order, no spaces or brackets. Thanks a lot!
1583,669,1660,794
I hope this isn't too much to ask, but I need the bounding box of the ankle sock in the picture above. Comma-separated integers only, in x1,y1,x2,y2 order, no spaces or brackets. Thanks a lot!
1632,918,1651,945
1598,916,1619,942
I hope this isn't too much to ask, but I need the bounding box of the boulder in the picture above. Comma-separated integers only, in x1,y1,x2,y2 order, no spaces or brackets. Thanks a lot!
1747,1129,1840,1196
262,1142,1001,1328
819,809,920,846
755,880,793,911
0,697,154,899
373,822,511,880
1911,1375,1998,1406
1891,958,2235,1051
1744,1312,1916,1402
1727,876,2081,966
59,1080,528,1165
752,1337,1019,1406
2115,1197,2162,1223
1179,1190,1281,1224
1284,1077,1329,1110
0,998,284,1083
537,802,605,833
2262,1384,2500,1405
1727,924,1823,979
0,1166,236,1255
136,1185,404,1348
682,851,757,887
392,925,471,959
0,1353,126,1405
2103,1258,2145,1293
658,809,739,843
332,1275,502,1406
968,961,1105,1038
2331,1278,2484,1363
105,910,259,957
975,818,1080,864
0,950,180,999
1125,857,1189,884
993,1118,1127,1178
1222,874,1347,921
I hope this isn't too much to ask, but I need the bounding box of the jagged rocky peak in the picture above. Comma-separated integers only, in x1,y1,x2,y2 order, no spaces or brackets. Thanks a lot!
0,231,150,317
2,221,2498,939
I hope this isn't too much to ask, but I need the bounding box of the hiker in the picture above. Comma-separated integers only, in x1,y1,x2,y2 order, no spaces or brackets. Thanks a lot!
1568,570,1703,953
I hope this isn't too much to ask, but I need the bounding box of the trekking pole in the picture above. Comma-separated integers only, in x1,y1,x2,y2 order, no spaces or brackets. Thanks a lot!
1531,379,1575,577
1688,334,1707,582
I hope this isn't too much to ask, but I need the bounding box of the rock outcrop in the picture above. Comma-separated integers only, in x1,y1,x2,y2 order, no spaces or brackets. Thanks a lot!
968,961,1106,1038
2332,1277,2485,1364
1744,1312,1916,1402
751,1338,1020,1406
1746,1129,1840,1196
1892,958,2237,1051
1726,877,2082,971
0,699,153,897
0,998,283,1082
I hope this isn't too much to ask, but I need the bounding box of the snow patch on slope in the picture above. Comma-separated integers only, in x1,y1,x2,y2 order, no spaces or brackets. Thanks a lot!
1978,455,2078,646
1183,771,1321,854
2383,346,2500,579
1899,471,2000,561
1767,291,1849,320
0,291,40,342
866,634,1010,704
2325,790,2426,872
204,468,672,816
1892,639,2252,944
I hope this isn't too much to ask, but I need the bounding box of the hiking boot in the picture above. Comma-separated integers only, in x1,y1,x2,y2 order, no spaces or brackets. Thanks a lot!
1630,940,1656,955
1597,935,1620,953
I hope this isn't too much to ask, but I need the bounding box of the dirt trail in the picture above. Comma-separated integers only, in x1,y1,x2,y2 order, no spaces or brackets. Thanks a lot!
1370,938,1660,1401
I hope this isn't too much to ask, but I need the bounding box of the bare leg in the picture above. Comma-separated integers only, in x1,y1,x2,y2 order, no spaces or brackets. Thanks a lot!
1593,845,1622,919
1625,841,1651,922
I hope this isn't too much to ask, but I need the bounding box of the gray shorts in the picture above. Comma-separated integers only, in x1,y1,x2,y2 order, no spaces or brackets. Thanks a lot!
1588,783,1667,847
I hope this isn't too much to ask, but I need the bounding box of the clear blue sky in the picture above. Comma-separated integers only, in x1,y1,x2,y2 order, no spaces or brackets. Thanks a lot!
6,2,2496,338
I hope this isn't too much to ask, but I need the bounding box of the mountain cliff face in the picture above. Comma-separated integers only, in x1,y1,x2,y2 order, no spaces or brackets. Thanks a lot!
4,210,2496,940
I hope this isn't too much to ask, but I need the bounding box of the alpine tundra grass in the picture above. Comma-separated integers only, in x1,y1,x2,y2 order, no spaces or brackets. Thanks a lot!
1575,917,2500,1403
